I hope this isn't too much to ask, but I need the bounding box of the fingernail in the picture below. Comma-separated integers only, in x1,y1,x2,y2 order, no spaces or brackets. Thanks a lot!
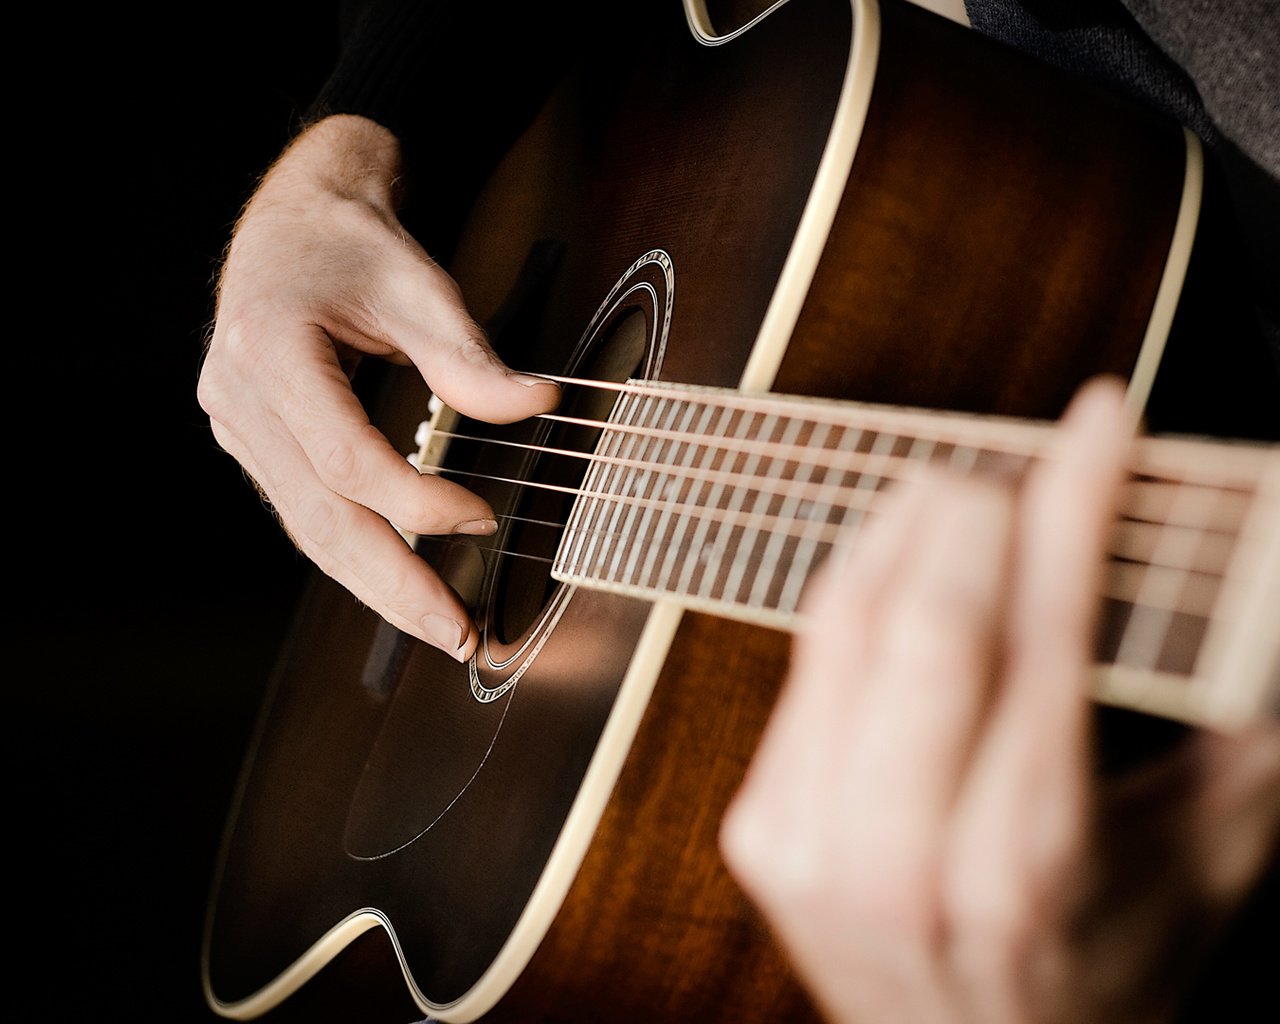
421,613,465,654
455,518,498,536
506,371,558,389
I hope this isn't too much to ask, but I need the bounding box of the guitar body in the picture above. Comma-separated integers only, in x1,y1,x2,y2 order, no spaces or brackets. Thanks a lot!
204,1,1218,1020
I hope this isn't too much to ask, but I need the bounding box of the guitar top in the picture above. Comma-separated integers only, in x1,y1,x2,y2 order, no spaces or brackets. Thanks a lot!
203,1,1277,1021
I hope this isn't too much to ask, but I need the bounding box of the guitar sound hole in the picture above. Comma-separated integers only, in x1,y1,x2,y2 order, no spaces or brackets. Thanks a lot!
492,307,650,645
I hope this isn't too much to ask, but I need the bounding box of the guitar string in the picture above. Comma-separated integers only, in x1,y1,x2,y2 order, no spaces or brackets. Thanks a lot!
527,410,1255,535
412,463,1227,620
528,374,1271,486
429,373,1262,535
396,378,1267,686
1114,476,1219,673
417,368,1268,508
398,376,1266,619
419,428,1245,579
423,519,1218,622
412,374,1264,586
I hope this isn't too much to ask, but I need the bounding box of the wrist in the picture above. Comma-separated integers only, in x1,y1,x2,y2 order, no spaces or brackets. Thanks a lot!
263,113,405,213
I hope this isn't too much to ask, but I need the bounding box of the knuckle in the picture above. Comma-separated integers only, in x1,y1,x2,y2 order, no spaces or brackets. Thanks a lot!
842,849,944,945
719,792,779,890
314,436,361,493
724,789,944,947
200,318,276,414
196,352,239,424
206,418,237,457
295,493,342,550
215,317,267,370
371,560,417,616
720,790,830,917
195,368,223,420
446,331,500,372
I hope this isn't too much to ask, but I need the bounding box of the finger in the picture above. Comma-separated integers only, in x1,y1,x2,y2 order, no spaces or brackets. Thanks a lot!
211,414,477,660
727,476,935,856
723,474,1018,1024
789,475,936,701
835,472,1016,876
248,322,500,539
980,377,1132,836
726,474,1006,901
941,378,1131,1017
1008,377,1132,738
376,256,562,424
721,479,932,935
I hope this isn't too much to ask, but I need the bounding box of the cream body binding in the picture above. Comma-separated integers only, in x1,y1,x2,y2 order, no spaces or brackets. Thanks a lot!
204,0,1229,1018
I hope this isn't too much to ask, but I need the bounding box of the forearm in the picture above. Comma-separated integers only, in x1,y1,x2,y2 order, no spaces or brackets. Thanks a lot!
263,114,403,211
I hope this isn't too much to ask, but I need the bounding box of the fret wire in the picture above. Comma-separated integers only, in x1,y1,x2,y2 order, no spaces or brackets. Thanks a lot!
614,395,686,585
570,390,639,578
860,428,900,499
655,400,733,598
676,404,758,598
635,395,690,581
1109,520,1237,575
1124,480,1250,532
596,395,648,584
537,376,1069,459
697,408,779,601
554,391,594,576
599,394,663,583
416,530,1227,630
636,398,713,590
565,390,633,576
1113,481,1216,672
749,416,834,609
557,433,594,575
1105,562,1220,617
434,423,1255,536
778,422,867,613
555,509,1226,621
538,374,1272,485
724,411,806,606
948,443,980,473
605,393,668,581
424,458,1242,581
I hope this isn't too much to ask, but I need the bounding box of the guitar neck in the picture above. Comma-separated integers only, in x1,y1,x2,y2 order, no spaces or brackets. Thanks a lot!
552,379,1280,730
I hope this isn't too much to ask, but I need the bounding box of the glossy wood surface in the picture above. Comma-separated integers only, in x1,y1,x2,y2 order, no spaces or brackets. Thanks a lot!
204,2,1191,1021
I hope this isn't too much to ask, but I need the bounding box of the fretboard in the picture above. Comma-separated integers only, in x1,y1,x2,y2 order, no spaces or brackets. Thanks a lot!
551,379,1280,730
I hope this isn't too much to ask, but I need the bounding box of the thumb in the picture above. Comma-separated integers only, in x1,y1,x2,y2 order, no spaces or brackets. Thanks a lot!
385,260,562,424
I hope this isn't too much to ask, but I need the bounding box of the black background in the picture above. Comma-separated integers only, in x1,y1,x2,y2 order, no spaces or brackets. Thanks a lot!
20,4,340,1018
19,3,1279,1021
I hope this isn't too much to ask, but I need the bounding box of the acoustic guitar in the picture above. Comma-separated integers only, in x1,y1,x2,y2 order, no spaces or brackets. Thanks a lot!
203,1,1280,1021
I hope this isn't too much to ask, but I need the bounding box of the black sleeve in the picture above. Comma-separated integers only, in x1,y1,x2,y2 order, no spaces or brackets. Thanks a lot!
305,0,592,257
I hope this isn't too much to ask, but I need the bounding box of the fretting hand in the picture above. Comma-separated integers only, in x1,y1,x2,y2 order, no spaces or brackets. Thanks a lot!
720,378,1280,1023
